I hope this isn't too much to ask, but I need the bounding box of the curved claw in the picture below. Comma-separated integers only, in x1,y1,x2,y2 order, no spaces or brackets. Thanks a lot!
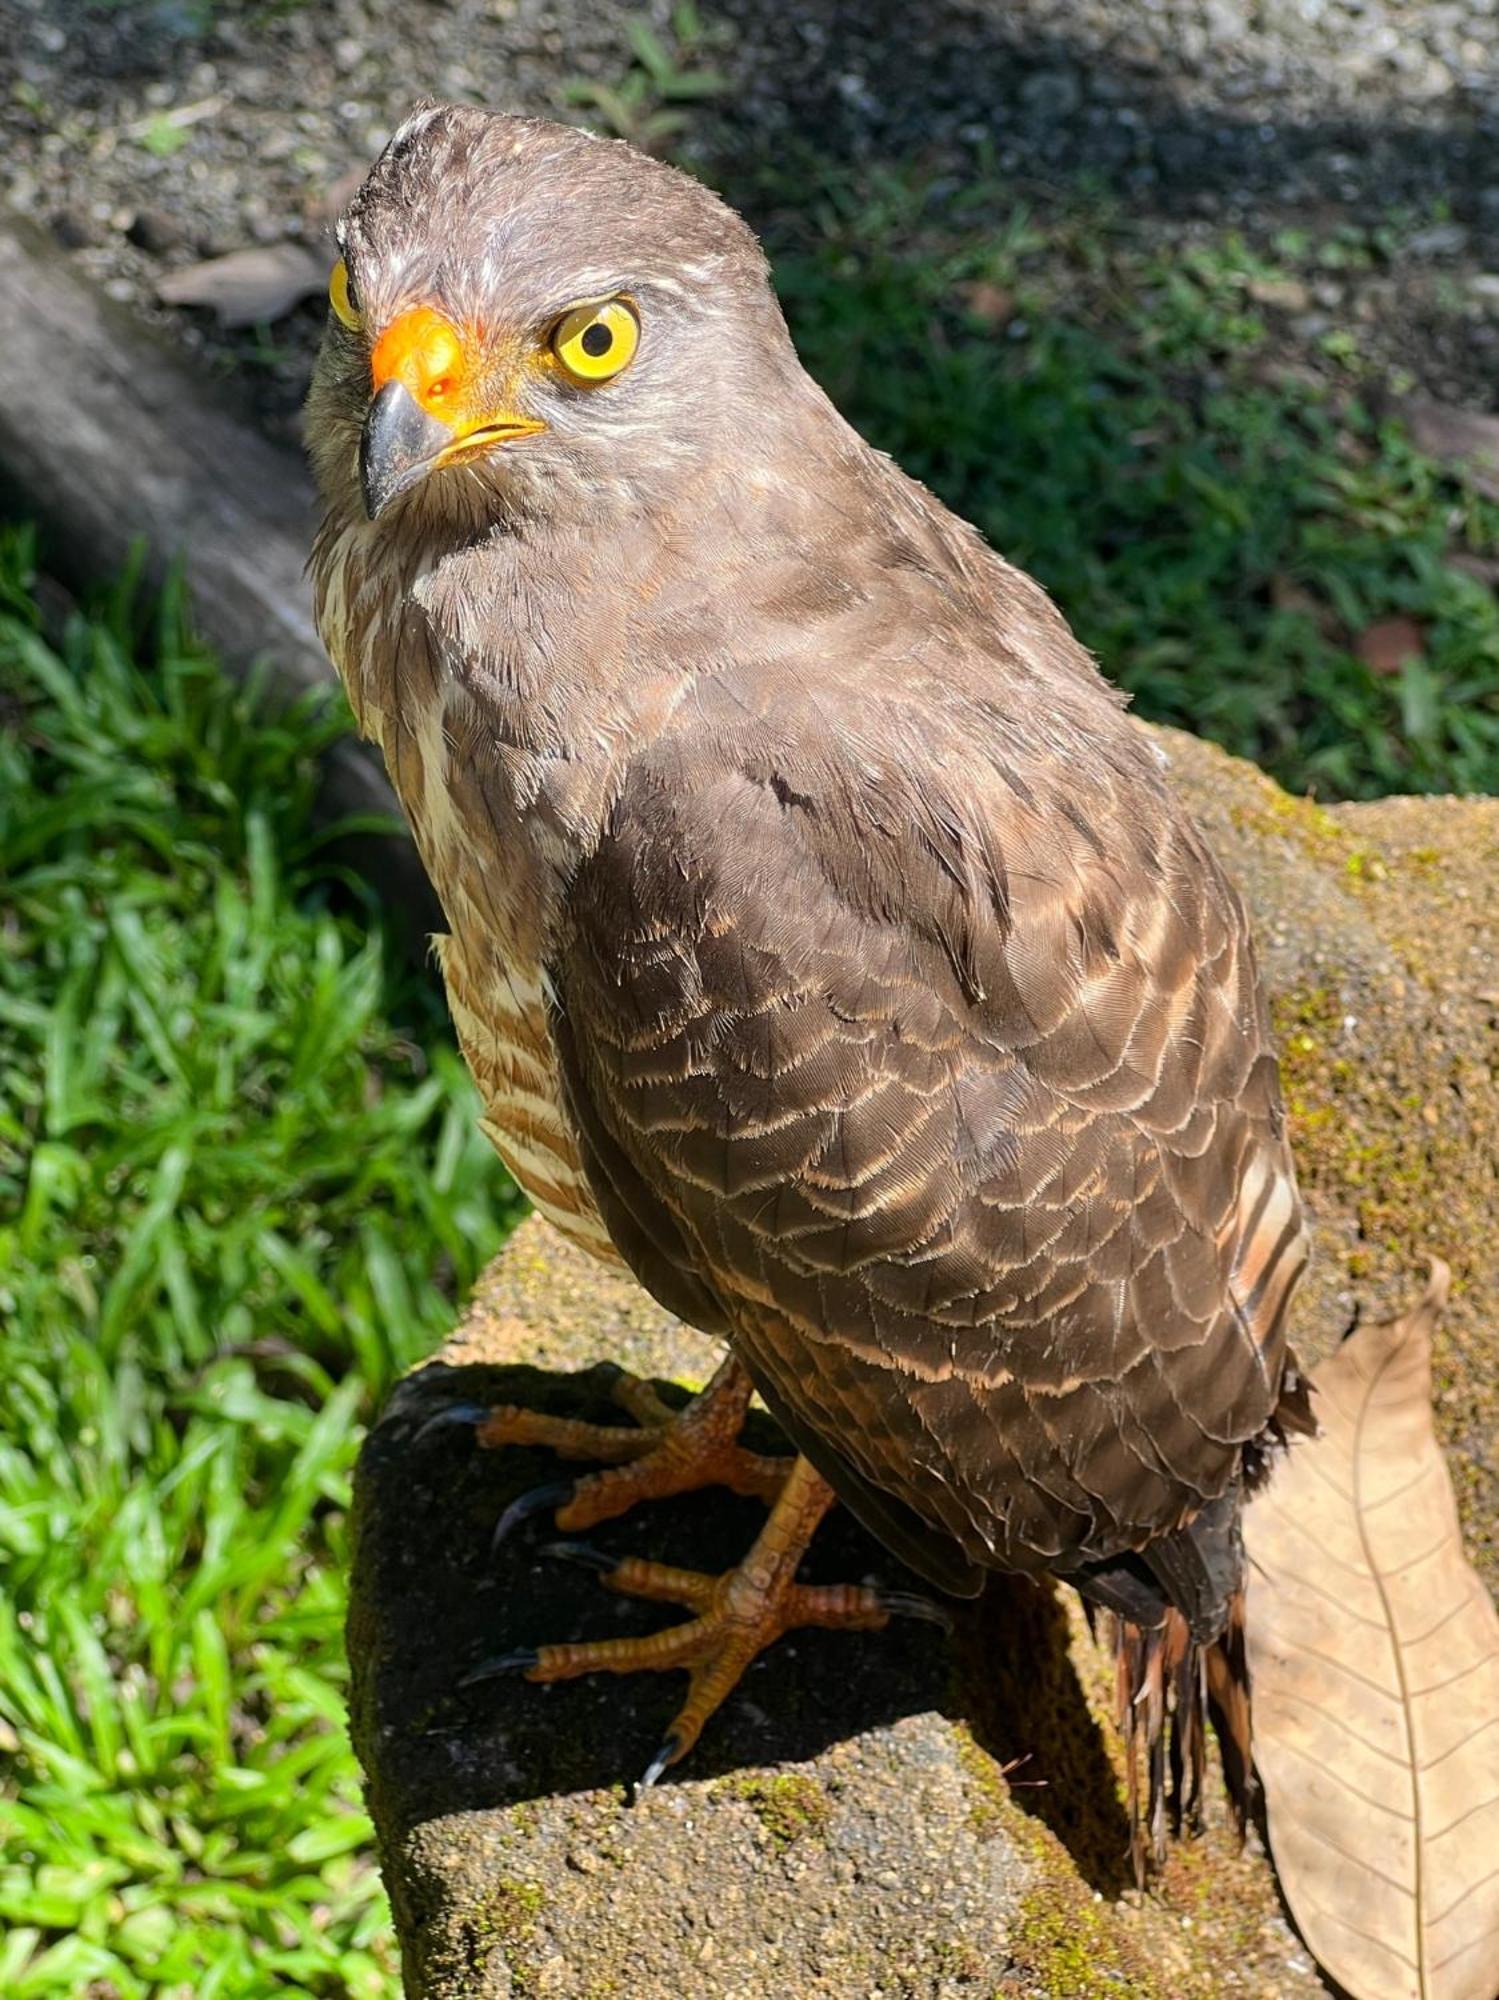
876,1589,954,1632
458,1647,540,1688
540,1540,619,1575
635,1732,681,1798
413,1400,491,1446
491,1480,575,1555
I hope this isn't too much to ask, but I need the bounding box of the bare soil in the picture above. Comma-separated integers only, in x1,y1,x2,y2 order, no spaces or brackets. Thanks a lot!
4,0,1499,444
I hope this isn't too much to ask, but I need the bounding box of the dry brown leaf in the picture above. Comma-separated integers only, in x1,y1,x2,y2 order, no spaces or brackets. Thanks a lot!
957,279,1015,328
1245,1262,1499,2000
156,243,328,327
1356,614,1429,676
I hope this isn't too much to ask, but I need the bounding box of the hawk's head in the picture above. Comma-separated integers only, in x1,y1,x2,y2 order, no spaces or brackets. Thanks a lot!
307,105,795,526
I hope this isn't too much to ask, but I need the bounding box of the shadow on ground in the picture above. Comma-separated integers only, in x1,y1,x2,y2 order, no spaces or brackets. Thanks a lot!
352,1358,1133,1897
708,0,1499,225
14,0,1499,427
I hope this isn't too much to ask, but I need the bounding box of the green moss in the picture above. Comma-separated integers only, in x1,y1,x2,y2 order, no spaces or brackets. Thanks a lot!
931,1936,987,1983
716,1771,831,1849
466,1877,549,1999
952,1720,1012,1845
947,1721,1159,1997
1006,1893,1147,1999
476,1876,545,1942
1230,782,1399,894
1274,984,1461,1267
954,1667,1295,1996
1343,845,1388,882
1270,962,1498,1590
991,1793,1170,1997
1230,784,1346,857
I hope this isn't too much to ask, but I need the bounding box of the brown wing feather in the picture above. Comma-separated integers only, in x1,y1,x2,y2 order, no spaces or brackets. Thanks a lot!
552,631,1306,1596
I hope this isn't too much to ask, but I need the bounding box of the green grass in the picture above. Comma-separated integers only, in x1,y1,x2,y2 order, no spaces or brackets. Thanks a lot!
754,164,1499,799
563,3,729,153
0,531,522,1998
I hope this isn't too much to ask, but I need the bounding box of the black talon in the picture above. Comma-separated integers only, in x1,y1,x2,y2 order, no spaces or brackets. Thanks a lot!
458,1648,541,1688
490,1480,574,1555
876,1589,954,1632
635,1732,680,1796
413,1400,490,1445
540,1540,619,1575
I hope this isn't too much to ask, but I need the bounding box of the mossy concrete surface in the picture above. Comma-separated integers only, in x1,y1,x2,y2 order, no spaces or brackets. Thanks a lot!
1166,725,1498,1590
348,724,1495,1997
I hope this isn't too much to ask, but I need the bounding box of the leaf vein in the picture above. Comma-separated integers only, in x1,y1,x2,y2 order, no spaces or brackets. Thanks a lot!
1254,1621,1397,1701
1297,1892,1417,1970
1426,1861,1499,1932
1430,1916,1499,1974
1410,1645,1499,1701
1374,1527,1453,1580
1426,1789,1499,1845
1420,1713,1499,1776
1297,1816,1414,1901
1404,1593,1477,1649
1268,1737,1410,1820
1263,1562,1385,1630
1262,1689,1413,1771
1362,1458,1440,1516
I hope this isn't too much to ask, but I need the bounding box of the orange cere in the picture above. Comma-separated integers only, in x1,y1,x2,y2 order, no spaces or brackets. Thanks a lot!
369,307,471,416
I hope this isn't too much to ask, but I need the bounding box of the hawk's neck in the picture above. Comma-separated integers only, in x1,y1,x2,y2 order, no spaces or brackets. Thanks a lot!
307,490,703,1266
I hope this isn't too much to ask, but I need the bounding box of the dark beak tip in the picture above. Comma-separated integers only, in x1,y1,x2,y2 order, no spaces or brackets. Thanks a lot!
360,379,453,519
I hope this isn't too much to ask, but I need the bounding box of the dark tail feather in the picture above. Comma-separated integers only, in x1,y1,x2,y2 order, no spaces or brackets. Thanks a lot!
1080,1371,1314,1881
1076,1484,1257,1884
1109,1592,1252,1887
1112,1606,1194,1884
1204,1589,1253,1833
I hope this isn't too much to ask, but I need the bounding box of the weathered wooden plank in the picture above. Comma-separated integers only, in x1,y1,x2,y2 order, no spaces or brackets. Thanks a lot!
0,216,437,934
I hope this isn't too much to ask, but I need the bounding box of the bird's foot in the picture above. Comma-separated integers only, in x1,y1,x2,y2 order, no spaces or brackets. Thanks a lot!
431,1355,792,1544
462,1455,946,1783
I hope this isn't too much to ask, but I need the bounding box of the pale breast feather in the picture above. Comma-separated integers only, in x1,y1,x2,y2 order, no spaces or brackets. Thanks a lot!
433,934,624,1266
314,516,624,1271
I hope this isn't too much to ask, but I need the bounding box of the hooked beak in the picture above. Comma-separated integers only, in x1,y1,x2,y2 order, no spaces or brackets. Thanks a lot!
360,381,454,519
359,384,548,520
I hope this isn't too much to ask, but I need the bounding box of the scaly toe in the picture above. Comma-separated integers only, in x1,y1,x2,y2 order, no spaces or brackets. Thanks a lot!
476,1404,659,1463
462,1455,889,1778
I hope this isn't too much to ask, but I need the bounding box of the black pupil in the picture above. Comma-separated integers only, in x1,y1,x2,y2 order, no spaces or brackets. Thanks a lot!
580,321,613,358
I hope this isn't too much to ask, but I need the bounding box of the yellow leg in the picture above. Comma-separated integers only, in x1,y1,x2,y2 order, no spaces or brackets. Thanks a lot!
462,1454,944,1783
478,1356,791,1543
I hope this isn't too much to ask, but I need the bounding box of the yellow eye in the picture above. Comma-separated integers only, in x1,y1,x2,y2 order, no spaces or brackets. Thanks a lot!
329,258,362,332
551,298,639,383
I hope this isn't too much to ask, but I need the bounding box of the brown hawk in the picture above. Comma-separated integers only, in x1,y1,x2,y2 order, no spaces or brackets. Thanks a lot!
307,104,1311,1865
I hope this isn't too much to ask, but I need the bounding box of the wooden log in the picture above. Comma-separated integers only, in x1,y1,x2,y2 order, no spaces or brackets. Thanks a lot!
0,216,439,939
